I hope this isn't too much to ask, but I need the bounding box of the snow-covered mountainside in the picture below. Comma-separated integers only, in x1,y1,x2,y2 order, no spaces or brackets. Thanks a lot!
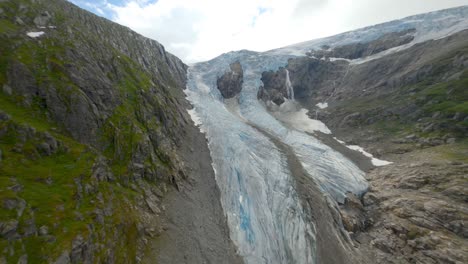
185,6,468,264
273,5,468,58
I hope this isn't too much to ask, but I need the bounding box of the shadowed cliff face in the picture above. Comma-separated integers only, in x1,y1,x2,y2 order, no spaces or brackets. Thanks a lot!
0,0,240,263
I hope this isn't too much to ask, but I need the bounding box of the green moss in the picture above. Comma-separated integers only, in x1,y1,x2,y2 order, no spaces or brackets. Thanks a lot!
0,94,53,131
0,19,18,34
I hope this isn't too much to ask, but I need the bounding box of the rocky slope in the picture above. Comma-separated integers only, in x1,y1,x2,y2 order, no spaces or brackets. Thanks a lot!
0,0,239,263
259,22,468,263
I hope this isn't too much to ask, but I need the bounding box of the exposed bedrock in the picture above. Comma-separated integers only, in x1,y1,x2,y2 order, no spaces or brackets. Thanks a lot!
217,61,244,98
258,58,347,105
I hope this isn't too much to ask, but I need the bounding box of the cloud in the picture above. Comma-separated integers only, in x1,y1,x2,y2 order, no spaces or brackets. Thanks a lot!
70,0,468,63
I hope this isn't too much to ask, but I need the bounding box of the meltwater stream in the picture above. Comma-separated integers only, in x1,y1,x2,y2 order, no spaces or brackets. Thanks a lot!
185,50,367,264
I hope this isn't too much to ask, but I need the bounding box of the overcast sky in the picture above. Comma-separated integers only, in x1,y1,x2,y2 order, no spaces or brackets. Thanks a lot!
69,0,468,63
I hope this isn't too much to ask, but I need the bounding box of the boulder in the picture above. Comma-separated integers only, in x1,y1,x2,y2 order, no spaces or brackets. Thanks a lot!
0,220,18,239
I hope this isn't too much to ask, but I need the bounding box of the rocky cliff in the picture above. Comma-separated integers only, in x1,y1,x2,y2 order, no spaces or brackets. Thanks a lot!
0,0,239,263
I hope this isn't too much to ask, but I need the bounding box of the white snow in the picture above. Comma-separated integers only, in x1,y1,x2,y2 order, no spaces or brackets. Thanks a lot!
329,57,351,62
371,158,393,166
333,137,346,144
346,144,393,166
275,107,331,134
269,101,331,134
26,31,45,38
316,102,328,109
187,108,202,126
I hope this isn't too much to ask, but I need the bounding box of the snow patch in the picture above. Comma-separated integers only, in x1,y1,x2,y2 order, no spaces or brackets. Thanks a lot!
329,57,351,62
316,102,328,109
187,108,202,126
347,144,393,166
270,101,331,134
333,137,345,144
333,137,393,166
26,31,45,38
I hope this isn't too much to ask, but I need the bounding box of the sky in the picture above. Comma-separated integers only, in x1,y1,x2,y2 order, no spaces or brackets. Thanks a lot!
69,0,468,63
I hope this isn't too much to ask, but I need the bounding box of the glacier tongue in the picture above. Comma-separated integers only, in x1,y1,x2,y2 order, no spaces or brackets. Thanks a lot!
185,49,367,263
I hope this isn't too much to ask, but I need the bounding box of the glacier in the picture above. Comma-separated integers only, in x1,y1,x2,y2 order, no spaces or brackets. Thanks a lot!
183,6,468,264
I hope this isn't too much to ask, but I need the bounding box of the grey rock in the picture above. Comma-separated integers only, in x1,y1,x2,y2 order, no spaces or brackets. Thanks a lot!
145,197,161,214
14,17,25,26
23,219,37,237
36,142,52,156
133,163,145,170
17,255,27,264
0,220,18,238
446,138,456,144
431,111,441,119
453,112,465,121
43,132,58,151
3,198,26,217
217,61,244,99
2,84,12,95
54,251,70,264
151,186,164,198
93,209,104,224
91,157,114,182
71,235,93,264
0,112,10,122
258,67,294,105
39,225,49,236
33,11,51,27
422,123,434,133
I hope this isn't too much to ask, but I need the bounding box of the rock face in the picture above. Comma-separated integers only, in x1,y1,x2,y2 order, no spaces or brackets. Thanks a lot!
217,61,244,98
341,158,468,264
0,0,238,263
258,67,299,105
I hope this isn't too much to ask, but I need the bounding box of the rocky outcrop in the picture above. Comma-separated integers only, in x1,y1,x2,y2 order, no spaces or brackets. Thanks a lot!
217,61,244,98
258,67,303,105
337,156,468,264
